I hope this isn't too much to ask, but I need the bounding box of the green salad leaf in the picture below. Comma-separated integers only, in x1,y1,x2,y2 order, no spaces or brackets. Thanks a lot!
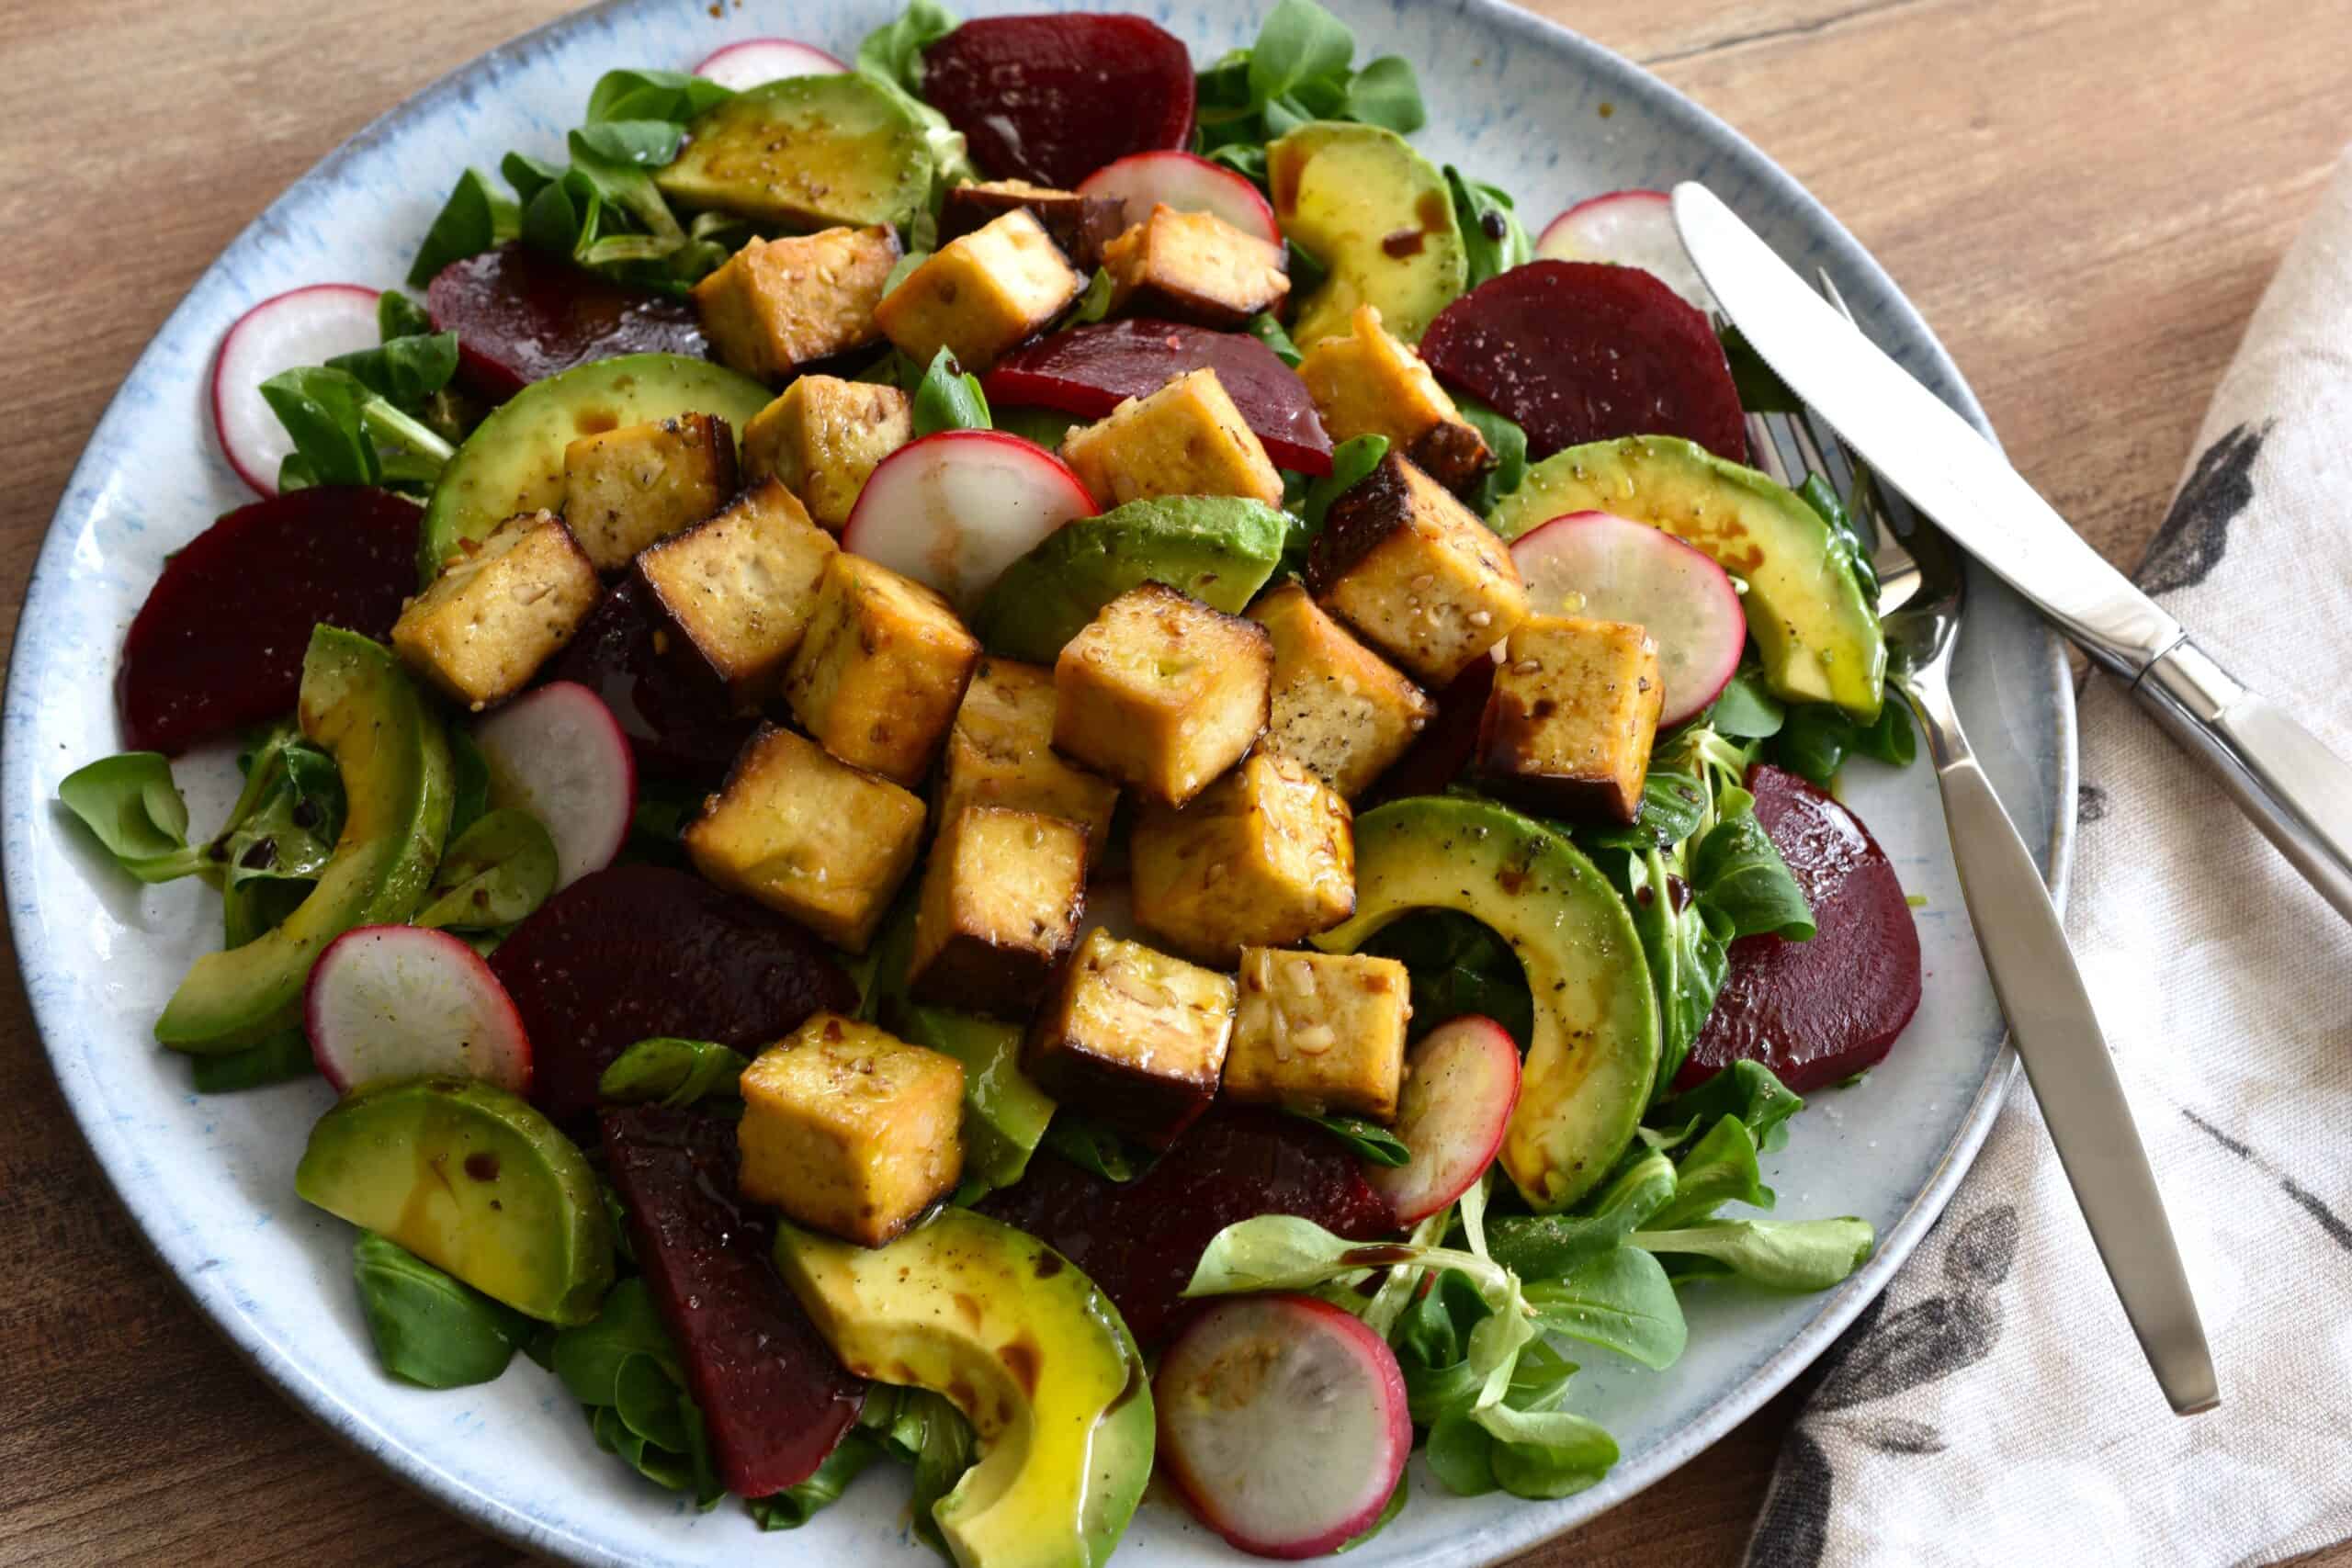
414,808,558,931
1704,667,1788,740
551,1278,723,1505
353,1231,532,1389
406,167,521,287
1193,0,1423,177
598,1037,752,1109
57,752,200,883
1647,1060,1804,1154
1446,166,1531,291
190,1028,315,1093
1362,905,1535,1045
1455,395,1528,515
910,345,992,436
1245,310,1304,367
1286,1108,1409,1167
1765,689,1917,786
1039,1113,1147,1183
750,1430,888,1529
1629,1217,1876,1291
1691,786,1815,942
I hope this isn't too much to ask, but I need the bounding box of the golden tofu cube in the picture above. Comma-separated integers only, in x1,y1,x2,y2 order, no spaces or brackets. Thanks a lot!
690,226,900,382
1023,929,1236,1147
873,209,1084,372
561,412,738,572
1057,367,1284,509
684,725,926,951
738,1013,965,1247
1249,581,1437,799
1296,304,1492,494
1052,582,1272,807
1475,615,1665,824
936,658,1121,863
783,553,983,787
1306,451,1528,684
939,179,1129,271
741,376,913,532
1130,750,1355,967
391,511,599,711
909,806,1090,1019
633,479,837,708
1101,204,1291,329
1227,948,1410,1121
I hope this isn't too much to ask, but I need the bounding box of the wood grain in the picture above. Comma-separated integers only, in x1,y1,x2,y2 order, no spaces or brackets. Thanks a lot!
0,1,2343,1563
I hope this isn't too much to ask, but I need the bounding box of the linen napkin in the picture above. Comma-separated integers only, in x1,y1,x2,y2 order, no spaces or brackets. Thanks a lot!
1743,146,2352,1568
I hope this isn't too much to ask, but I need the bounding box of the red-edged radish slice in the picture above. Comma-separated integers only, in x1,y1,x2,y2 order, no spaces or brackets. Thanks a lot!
1076,151,1283,247
211,284,383,496
841,430,1096,612
1368,1015,1521,1224
691,37,848,88
1157,1293,1410,1560
470,682,638,891
306,925,532,1094
1535,189,1717,313
1509,511,1747,727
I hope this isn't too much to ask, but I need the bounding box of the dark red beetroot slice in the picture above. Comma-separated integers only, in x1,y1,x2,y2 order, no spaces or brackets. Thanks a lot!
116,487,419,754
1676,763,1922,1093
983,320,1332,474
920,15,1196,189
1361,657,1494,809
1419,260,1748,465
490,863,856,1124
601,1105,863,1495
978,1109,1394,1348
426,243,707,401
548,580,757,783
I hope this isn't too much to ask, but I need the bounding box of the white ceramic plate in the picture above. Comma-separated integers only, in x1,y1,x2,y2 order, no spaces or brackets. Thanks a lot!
0,1,2073,1563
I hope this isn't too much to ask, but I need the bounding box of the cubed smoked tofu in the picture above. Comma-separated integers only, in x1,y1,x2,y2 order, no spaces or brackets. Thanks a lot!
1130,750,1354,967
939,179,1128,272
1474,615,1664,824
741,376,912,532
909,806,1090,1019
1100,205,1291,330
1306,452,1528,684
873,209,1084,372
1052,582,1272,807
633,479,837,708
690,226,900,381
1227,948,1410,1122
1249,581,1436,799
1057,367,1284,509
784,553,983,787
684,725,925,951
936,658,1121,862
1295,305,1493,495
738,1013,964,1247
1023,929,1237,1147
392,511,600,710
561,412,738,572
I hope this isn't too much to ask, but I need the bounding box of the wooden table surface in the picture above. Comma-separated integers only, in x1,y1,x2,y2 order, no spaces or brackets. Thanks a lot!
1,0,2345,1562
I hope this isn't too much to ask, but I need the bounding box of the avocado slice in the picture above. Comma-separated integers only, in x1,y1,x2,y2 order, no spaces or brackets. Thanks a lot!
155,628,451,1052
1488,435,1886,720
297,1075,615,1324
654,75,932,231
1267,121,1468,348
417,353,773,581
973,495,1289,663
1314,795,1659,1211
775,1208,1152,1568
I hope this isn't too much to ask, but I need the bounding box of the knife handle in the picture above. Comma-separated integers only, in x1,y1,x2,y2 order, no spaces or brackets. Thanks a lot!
2132,639,2352,925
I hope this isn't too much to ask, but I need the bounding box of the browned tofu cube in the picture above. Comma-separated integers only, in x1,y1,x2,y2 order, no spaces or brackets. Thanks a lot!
633,479,837,708
1100,205,1291,329
561,412,738,572
1130,751,1355,967
1249,581,1436,799
909,806,1090,1019
783,553,983,787
1295,304,1493,495
1052,582,1272,807
391,511,600,711
1057,367,1284,509
690,226,900,382
741,377,912,532
939,179,1129,272
1306,452,1528,684
1475,615,1665,823
936,658,1121,862
1023,929,1236,1147
1227,948,1411,1121
684,725,926,951
873,209,1084,372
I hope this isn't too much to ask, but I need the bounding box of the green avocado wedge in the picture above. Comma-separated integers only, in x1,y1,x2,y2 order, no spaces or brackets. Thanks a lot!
416,353,773,581
296,1076,615,1325
1267,121,1468,348
1488,435,1886,721
654,75,932,231
154,628,451,1052
1314,795,1659,1212
776,1208,1152,1568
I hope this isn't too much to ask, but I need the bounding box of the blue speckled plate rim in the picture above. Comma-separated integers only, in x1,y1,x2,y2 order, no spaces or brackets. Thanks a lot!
0,0,2075,1562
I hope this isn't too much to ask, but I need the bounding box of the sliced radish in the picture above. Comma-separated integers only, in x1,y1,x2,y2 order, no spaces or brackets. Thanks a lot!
1157,1293,1410,1559
1368,1015,1521,1224
841,430,1096,612
306,925,532,1094
212,284,384,496
469,682,638,891
1535,189,1717,313
1509,511,1747,727
691,37,848,88
1076,151,1282,247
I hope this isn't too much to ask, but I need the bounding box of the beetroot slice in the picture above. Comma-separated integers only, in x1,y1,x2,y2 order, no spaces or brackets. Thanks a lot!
548,580,758,783
426,243,707,401
600,1106,863,1495
1360,657,1493,809
1675,764,1922,1094
920,14,1196,188
983,320,1332,474
1419,260,1748,465
490,864,856,1124
117,487,419,754
978,1109,1394,1348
